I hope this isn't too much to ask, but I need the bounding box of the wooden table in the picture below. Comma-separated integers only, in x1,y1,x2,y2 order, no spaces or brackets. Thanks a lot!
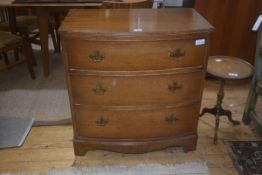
200,56,254,144
0,0,102,77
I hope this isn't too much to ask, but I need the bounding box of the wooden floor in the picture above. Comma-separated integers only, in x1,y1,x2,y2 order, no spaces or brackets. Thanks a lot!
0,79,261,175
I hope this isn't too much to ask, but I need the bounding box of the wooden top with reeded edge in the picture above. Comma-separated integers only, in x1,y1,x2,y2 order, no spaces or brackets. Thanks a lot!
0,0,148,6
59,8,214,39
0,0,101,7
207,56,254,80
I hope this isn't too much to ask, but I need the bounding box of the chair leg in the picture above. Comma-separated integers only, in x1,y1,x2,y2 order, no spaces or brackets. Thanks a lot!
49,23,59,53
54,13,61,52
21,41,36,79
19,28,37,66
3,52,10,66
243,77,258,124
55,27,60,52
14,48,20,61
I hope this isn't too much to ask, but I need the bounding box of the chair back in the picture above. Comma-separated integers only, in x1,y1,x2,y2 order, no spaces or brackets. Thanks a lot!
182,0,195,7
0,8,10,31
0,8,8,23
102,0,153,9
255,25,262,80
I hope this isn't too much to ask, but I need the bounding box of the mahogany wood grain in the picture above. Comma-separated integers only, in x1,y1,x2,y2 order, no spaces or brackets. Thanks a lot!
65,39,207,71
102,0,153,9
60,9,213,156
74,102,200,139
0,0,101,7
69,71,204,106
60,9,213,36
194,0,262,63
73,134,198,155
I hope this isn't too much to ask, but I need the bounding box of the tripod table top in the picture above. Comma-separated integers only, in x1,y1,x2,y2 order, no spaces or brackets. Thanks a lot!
207,56,254,80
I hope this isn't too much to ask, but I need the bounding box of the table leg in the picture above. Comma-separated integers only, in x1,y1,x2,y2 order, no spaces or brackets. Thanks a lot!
213,80,225,144
36,7,49,77
200,79,240,144
219,106,240,125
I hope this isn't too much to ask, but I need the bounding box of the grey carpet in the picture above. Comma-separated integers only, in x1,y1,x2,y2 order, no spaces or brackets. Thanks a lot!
0,49,71,124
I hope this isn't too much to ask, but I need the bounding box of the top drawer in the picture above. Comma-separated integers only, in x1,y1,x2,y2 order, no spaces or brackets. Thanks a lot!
64,39,208,71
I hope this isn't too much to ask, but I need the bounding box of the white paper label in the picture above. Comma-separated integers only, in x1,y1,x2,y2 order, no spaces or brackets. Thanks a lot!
215,59,222,62
228,73,238,77
195,39,205,46
133,28,143,32
252,15,262,31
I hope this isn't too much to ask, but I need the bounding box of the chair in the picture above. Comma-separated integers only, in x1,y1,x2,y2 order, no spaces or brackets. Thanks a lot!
242,20,262,133
0,8,59,53
0,31,35,79
102,0,153,8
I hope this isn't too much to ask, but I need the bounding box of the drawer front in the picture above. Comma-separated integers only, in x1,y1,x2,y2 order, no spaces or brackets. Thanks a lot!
70,71,204,106
74,103,200,139
66,39,207,70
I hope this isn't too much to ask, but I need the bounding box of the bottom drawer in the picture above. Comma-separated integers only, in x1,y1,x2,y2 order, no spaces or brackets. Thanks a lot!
73,103,201,139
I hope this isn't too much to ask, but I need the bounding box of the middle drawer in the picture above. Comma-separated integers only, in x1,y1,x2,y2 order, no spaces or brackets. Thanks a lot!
69,70,204,106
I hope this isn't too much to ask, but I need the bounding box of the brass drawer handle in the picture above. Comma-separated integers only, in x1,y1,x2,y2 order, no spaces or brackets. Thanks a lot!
95,117,108,126
169,48,186,60
165,114,178,124
89,50,106,63
168,82,182,92
92,84,107,95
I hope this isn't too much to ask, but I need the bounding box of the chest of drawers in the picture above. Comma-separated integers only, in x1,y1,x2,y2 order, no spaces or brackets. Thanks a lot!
60,9,213,156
